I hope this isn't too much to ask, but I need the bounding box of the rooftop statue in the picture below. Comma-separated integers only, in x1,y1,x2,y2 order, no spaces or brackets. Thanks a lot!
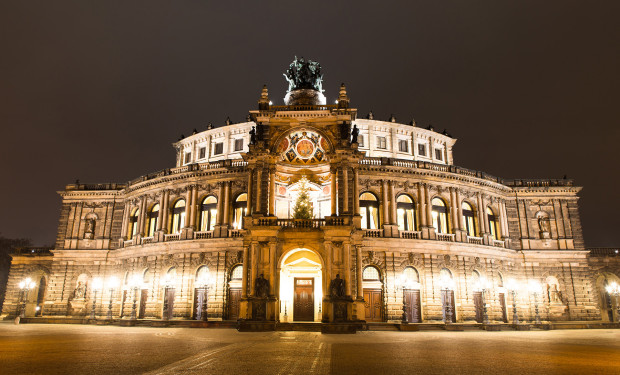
283,56,324,93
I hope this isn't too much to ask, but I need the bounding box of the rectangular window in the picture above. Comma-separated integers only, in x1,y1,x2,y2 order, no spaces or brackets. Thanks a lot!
418,144,426,156
234,138,243,151
435,148,443,161
398,139,408,152
377,136,387,149
214,142,224,155
358,135,364,147
184,152,191,164
198,147,206,159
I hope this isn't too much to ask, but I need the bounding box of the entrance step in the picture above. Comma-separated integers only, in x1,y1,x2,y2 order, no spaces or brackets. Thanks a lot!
275,322,322,332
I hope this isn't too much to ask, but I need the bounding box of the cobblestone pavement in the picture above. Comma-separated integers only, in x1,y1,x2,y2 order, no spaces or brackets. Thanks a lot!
0,323,619,375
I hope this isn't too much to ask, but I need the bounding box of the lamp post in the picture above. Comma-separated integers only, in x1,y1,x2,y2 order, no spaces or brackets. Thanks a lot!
528,280,543,325
474,277,491,324
128,274,142,320
605,281,620,323
90,277,103,320
106,276,120,320
439,275,455,324
505,278,520,325
18,278,36,318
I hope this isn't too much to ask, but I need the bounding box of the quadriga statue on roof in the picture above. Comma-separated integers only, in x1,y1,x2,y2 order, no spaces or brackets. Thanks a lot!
283,56,324,93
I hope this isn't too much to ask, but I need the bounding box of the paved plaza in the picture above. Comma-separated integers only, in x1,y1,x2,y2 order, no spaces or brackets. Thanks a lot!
0,323,619,374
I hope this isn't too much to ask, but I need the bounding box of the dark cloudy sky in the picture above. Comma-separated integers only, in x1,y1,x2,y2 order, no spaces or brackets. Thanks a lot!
1,1,618,247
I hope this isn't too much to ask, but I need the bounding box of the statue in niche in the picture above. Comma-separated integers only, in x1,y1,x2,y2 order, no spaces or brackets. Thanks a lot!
351,124,359,144
249,126,256,145
329,274,346,298
254,274,269,298
73,281,86,299
84,218,96,239
537,213,551,239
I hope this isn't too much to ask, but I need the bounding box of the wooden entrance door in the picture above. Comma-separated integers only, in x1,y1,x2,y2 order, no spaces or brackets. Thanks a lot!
364,288,383,322
194,288,208,320
499,293,508,323
293,278,314,321
404,289,422,323
164,288,175,320
473,291,484,323
228,288,241,320
138,289,148,319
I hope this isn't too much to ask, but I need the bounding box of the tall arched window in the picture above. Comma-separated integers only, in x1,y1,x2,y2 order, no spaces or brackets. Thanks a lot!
396,194,416,231
128,208,140,239
462,202,476,236
146,204,159,237
487,207,499,240
230,265,243,280
232,193,248,229
360,192,380,230
171,200,186,234
431,198,449,234
403,266,420,285
199,196,217,231
363,266,381,281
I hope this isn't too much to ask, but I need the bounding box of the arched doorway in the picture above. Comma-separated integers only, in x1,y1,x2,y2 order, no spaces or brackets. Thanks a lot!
34,276,46,316
362,266,384,322
279,249,323,322
227,265,243,320
597,274,620,322
162,267,176,320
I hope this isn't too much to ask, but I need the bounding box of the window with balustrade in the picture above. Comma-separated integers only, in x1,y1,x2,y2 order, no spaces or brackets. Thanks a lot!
360,192,380,230
396,194,416,231
233,193,247,229
171,199,186,234
431,197,449,234
146,204,159,237
199,196,217,231
487,206,499,240
128,208,140,239
462,202,476,236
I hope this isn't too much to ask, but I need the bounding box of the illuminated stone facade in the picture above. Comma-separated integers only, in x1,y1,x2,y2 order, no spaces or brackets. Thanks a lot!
2,64,619,328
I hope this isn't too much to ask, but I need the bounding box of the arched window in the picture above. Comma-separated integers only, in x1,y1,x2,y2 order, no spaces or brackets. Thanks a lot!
439,268,454,289
497,273,504,288
171,200,186,234
146,204,159,237
431,198,449,234
163,267,177,288
143,268,152,285
487,207,499,240
199,196,217,231
195,265,212,287
230,265,243,280
403,266,420,286
396,194,416,231
363,266,381,281
462,202,476,236
128,208,140,239
360,192,380,230
232,193,248,229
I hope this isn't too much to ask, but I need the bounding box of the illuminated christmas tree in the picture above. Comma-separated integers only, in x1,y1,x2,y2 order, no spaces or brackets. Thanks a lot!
292,176,313,220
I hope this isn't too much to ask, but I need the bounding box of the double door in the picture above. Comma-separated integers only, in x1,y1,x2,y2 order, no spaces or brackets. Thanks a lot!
228,288,241,320
364,289,383,322
294,278,314,321
404,289,422,323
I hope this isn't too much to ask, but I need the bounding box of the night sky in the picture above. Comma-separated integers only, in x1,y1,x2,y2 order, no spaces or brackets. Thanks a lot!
1,1,618,247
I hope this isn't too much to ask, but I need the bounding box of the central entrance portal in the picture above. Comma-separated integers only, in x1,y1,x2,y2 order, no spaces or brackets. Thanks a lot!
294,278,314,321
279,249,323,322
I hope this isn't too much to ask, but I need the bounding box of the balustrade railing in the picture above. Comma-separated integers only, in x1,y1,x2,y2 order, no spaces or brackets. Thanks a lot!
493,240,505,248
123,239,134,247
467,236,483,245
164,233,180,242
437,233,455,242
364,229,384,238
194,231,213,239
589,248,620,257
277,219,325,228
400,231,421,239
228,229,243,237
141,236,154,245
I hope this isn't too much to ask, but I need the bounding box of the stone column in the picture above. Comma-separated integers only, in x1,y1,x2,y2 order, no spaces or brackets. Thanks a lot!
223,181,230,225
137,197,147,236
246,169,253,216
268,169,276,216
353,168,360,215
356,246,363,299
250,243,258,296
256,168,263,214
189,185,198,229
331,168,337,216
343,167,349,214
241,245,249,298
477,193,486,234
424,184,432,227
456,189,464,230
121,202,130,239
382,180,390,225
156,193,165,231
161,190,169,233
389,181,396,225
418,183,427,227
344,243,352,297
450,187,458,233
184,188,192,227
501,200,510,239
269,242,277,295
